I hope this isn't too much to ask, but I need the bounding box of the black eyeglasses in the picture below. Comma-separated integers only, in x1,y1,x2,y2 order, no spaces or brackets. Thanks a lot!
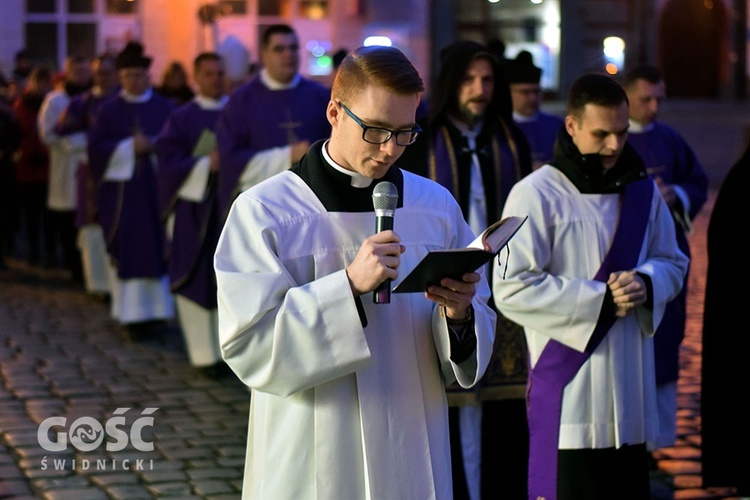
338,101,421,146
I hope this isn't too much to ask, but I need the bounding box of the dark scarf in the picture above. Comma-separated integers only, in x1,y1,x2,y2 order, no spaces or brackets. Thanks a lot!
551,127,648,194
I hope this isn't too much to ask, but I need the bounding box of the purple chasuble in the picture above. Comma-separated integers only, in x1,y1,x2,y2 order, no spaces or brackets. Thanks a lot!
526,178,654,500
627,123,708,384
515,112,564,167
215,76,331,216
155,101,222,308
56,90,116,227
87,92,173,279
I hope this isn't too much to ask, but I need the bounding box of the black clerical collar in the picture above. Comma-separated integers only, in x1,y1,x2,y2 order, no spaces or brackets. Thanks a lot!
291,140,404,212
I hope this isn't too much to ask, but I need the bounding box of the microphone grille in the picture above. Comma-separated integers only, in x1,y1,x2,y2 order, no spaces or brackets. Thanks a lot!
372,181,399,211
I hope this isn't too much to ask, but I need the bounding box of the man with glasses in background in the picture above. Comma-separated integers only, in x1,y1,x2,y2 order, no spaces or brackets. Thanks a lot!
215,23,331,218
505,50,564,171
88,42,175,340
215,45,496,500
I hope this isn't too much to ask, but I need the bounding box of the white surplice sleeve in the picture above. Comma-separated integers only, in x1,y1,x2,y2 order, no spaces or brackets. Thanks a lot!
214,187,371,398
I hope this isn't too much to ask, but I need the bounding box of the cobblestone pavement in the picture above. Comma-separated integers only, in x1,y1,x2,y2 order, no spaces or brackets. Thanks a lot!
0,264,249,499
0,186,742,500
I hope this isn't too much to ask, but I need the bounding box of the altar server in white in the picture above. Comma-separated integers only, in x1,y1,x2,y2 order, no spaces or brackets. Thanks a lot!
215,45,496,500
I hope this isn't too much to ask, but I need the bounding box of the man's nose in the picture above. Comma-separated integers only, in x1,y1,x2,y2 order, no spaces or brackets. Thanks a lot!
380,135,401,155
605,134,624,152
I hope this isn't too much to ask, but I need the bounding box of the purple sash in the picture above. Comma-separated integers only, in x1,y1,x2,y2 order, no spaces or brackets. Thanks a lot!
526,178,654,500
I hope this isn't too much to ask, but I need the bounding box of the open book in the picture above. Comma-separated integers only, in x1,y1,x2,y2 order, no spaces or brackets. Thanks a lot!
392,215,528,293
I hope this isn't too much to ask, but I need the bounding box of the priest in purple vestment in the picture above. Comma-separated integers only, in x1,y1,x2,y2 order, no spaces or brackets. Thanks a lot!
505,50,564,171
215,24,331,217
88,41,175,340
55,52,120,299
155,52,232,380
624,64,708,452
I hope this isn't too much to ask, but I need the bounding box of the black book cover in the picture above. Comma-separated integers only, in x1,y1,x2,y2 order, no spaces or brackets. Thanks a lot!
392,215,527,293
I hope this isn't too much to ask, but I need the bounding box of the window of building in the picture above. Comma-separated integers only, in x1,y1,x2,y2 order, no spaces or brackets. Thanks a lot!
106,0,138,14
69,0,95,13
218,0,248,16
25,22,57,69
26,0,101,70
258,0,291,17
27,0,56,13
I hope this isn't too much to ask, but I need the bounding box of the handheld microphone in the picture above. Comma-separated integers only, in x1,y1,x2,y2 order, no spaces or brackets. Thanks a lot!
372,181,399,304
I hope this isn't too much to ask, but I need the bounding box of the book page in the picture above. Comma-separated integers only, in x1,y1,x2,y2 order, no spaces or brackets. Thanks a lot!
481,216,528,253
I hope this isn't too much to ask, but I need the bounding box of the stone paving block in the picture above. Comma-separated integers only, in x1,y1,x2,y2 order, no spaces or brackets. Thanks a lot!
185,467,242,480
0,464,25,478
0,447,18,465
105,484,154,499
192,478,237,495
216,457,245,468
147,458,186,471
673,488,724,500
53,384,104,398
144,481,193,497
155,439,194,451
89,472,141,487
202,426,247,437
7,442,48,460
158,446,215,461
661,446,701,460
42,487,109,500
0,478,36,496
660,459,702,475
32,474,92,489
171,420,232,434
3,374,52,389
139,468,188,484
673,474,704,489
5,425,50,444
64,398,111,414
12,387,56,399
206,494,241,500
187,435,244,447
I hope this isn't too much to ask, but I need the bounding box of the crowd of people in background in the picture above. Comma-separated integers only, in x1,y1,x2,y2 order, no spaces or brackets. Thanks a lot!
0,23,739,500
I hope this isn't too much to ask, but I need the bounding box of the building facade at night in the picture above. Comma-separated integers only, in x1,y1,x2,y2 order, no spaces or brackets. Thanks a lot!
0,0,745,98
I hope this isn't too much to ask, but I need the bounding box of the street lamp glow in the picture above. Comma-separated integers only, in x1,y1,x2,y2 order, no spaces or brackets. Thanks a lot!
602,36,625,59
363,36,393,47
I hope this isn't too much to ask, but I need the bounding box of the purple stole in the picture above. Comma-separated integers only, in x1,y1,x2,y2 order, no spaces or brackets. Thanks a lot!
526,178,654,500
427,120,522,215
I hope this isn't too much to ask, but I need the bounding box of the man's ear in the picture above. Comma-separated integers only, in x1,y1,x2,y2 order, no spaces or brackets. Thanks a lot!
326,99,339,127
564,114,577,137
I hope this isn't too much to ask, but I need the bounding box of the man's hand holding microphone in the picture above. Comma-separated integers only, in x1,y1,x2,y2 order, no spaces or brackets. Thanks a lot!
344,181,477,320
